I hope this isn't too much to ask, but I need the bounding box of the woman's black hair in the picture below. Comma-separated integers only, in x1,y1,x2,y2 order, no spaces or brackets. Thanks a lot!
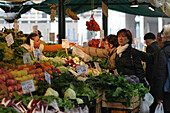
117,29,133,45
24,33,38,45
105,34,118,48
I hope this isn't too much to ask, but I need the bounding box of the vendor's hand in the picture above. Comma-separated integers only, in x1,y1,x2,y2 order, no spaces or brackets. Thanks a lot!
69,42,76,47
157,100,163,104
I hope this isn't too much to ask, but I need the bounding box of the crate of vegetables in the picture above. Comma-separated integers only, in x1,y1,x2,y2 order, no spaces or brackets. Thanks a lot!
102,91,140,109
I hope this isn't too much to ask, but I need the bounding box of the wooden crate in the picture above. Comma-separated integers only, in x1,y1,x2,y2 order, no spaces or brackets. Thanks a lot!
102,91,140,110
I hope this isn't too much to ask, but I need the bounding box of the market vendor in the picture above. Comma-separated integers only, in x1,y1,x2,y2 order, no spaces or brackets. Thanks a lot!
21,33,74,57
74,35,118,71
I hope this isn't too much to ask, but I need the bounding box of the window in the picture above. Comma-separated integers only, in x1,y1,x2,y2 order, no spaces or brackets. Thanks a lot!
38,21,47,23
0,20,4,24
30,21,35,23
42,13,47,18
21,21,28,23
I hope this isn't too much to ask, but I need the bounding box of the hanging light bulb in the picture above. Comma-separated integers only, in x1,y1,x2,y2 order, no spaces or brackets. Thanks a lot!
130,0,139,8
148,4,155,11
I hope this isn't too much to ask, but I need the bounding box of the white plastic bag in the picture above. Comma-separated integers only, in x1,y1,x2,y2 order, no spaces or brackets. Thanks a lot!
155,103,164,113
72,46,92,62
140,93,154,113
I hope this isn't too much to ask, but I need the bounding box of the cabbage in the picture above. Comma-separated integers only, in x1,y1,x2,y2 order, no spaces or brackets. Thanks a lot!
44,88,59,97
77,77,87,81
64,88,76,99
76,98,84,104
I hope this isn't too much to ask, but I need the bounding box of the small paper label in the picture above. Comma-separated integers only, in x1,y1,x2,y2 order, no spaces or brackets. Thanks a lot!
21,80,35,94
5,33,14,47
23,53,31,64
100,30,104,39
49,33,55,41
68,69,79,77
76,65,88,75
33,25,38,34
34,49,41,59
94,62,102,72
62,39,69,48
45,71,51,84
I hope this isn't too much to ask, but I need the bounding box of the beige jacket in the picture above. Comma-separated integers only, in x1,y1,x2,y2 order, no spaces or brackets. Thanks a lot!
84,47,117,69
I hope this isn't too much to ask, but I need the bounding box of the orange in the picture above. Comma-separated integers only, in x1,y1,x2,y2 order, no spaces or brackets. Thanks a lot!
44,62,50,66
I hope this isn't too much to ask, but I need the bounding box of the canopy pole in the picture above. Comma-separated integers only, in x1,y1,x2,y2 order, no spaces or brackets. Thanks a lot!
58,0,65,44
102,0,108,37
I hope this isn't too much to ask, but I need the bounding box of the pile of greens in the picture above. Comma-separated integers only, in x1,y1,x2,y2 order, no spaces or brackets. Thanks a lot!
86,72,149,106
0,104,18,113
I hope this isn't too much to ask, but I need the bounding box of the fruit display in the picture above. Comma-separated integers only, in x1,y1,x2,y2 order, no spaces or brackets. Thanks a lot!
88,39,105,48
66,8,79,20
86,14,101,31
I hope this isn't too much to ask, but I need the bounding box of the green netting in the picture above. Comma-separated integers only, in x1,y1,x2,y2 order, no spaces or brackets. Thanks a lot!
0,0,169,18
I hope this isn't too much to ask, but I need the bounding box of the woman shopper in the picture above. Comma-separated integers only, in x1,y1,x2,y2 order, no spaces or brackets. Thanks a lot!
154,24,170,112
115,29,145,83
74,34,118,70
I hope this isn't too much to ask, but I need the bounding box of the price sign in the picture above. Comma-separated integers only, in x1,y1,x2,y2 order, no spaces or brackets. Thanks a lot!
23,53,31,64
62,39,69,48
94,62,102,72
45,71,51,85
5,33,14,47
100,30,104,39
34,49,41,59
76,65,88,75
49,33,55,42
68,69,79,77
33,25,38,34
21,80,35,94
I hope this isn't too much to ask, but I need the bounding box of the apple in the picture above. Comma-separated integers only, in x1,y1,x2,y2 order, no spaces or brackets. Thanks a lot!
0,79,6,85
9,71,17,78
6,79,17,86
16,84,21,90
9,93,14,98
8,86,14,92
0,69,4,74
7,73,14,79
0,74,7,81
17,65,25,71
40,73,45,78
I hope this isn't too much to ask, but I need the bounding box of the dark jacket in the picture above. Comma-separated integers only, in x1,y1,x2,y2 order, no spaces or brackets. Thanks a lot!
145,41,160,87
115,46,145,83
154,41,170,111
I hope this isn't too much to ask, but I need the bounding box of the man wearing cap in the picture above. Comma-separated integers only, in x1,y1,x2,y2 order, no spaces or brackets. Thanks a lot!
144,32,160,113
144,32,160,86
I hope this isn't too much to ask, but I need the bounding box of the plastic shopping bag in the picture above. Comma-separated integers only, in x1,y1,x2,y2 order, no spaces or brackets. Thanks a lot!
155,103,164,113
140,93,154,113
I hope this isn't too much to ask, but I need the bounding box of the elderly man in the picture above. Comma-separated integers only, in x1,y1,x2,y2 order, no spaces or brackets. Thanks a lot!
155,24,170,113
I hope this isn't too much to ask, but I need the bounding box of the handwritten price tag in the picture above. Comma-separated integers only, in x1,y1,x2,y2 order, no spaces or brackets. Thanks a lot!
21,80,35,94
34,49,41,59
33,25,38,34
45,71,51,85
62,39,69,48
23,53,31,64
94,62,102,72
76,65,88,75
5,33,14,47
68,69,79,77
100,30,104,39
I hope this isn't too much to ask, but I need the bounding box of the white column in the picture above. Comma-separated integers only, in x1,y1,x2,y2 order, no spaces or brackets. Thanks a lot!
158,17,163,32
140,16,144,50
